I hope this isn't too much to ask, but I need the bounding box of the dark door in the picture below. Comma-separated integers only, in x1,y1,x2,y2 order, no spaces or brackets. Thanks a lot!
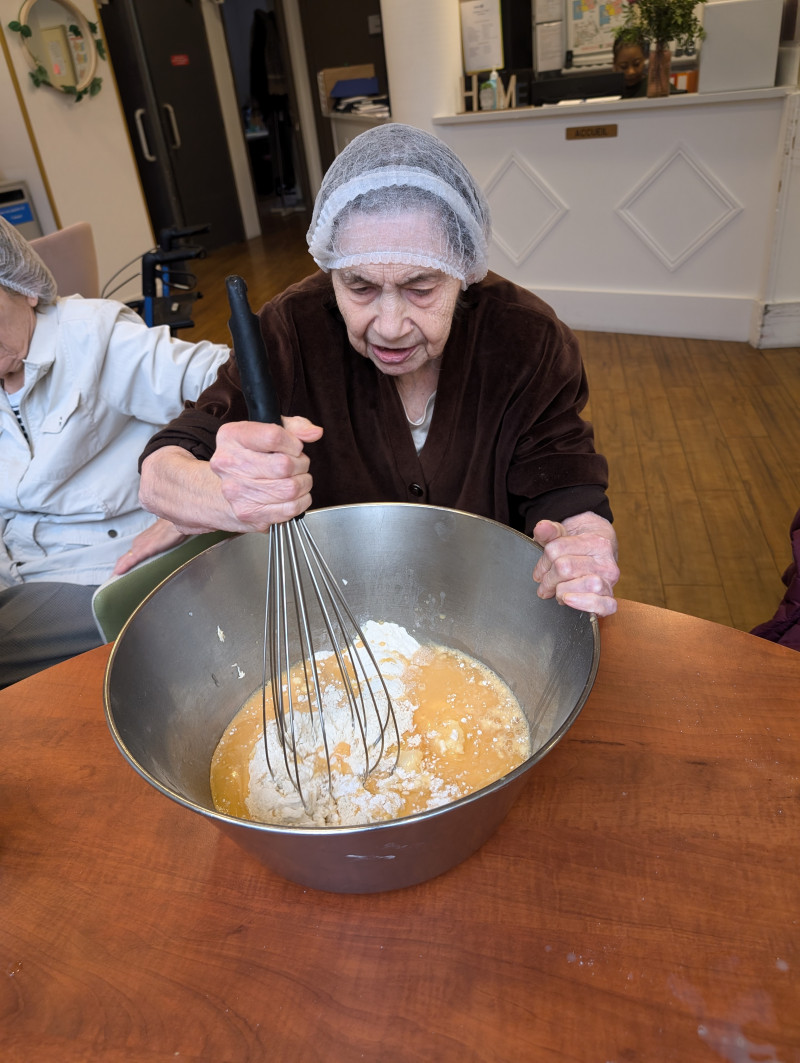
101,0,245,251
100,0,180,236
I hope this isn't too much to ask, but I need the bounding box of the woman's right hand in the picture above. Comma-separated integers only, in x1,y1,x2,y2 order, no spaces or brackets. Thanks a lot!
209,416,324,530
138,416,323,535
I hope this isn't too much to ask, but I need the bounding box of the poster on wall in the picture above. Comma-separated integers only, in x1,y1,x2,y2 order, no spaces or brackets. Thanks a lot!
566,0,626,66
460,0,504,74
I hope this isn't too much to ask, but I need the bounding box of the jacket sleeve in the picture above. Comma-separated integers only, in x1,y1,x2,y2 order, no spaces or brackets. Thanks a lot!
138,353,249,467
137,282,303,468
497,307,611,531
61,300,230,425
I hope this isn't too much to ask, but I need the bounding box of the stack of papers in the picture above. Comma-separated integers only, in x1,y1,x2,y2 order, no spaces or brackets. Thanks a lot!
332,95,390,117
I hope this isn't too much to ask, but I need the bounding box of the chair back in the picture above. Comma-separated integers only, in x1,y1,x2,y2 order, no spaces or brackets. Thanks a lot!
92,531,233,643
30,221,100,298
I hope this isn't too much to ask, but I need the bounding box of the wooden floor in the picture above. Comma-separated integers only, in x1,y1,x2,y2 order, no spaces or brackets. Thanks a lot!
187,214,799,634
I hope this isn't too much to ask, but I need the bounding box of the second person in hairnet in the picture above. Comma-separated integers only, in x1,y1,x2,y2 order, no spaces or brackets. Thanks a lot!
0,217,230,686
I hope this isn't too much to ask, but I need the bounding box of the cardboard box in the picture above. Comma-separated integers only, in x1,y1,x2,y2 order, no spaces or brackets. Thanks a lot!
317,64,375,116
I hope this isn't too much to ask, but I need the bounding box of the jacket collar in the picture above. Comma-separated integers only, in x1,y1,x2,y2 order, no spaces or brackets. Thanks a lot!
22,301,60,384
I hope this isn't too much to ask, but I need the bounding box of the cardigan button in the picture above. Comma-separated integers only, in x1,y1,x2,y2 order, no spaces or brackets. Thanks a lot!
408,483,424,497
107,529,119,538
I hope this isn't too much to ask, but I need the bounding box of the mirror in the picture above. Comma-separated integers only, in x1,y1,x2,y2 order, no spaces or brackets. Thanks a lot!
14,0,98,95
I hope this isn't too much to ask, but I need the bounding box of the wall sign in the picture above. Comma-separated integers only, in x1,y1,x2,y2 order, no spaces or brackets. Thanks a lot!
566,124,618,140
459,0,504,74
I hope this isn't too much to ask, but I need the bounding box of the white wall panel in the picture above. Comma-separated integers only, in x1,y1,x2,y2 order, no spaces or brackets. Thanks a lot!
435,89,795,342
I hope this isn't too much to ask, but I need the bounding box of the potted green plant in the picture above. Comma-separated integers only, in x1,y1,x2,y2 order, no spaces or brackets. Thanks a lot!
616,0,706,98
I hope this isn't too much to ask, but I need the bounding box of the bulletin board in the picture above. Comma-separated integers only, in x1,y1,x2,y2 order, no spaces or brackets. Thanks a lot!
566,0,626,66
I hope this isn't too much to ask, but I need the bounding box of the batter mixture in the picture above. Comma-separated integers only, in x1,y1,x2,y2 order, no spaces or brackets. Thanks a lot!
210,621,530,827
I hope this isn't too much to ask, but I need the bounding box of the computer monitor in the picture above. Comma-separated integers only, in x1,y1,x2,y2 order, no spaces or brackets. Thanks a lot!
529,70,625,106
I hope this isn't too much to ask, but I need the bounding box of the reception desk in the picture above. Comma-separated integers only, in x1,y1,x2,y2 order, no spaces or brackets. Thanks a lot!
434,87,800,346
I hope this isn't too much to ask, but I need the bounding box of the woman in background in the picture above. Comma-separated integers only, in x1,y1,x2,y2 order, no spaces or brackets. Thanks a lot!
613,35,649,98
0,218,229,686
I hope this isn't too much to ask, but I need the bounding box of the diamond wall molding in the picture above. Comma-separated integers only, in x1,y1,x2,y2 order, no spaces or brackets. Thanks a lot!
484,151,569,266
616,143,743,272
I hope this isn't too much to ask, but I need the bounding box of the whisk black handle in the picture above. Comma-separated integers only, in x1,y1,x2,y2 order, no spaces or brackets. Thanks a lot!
225,274,282,426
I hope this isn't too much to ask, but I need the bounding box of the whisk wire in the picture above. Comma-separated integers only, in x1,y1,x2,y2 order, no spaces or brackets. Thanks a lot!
284,523,333,791
267,529,294,779
289,522,374,779
262,518,400,802
262,533,275,779
298,524,401,773
273,524,313,802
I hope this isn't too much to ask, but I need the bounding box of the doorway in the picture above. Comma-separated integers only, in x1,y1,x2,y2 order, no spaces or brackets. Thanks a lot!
220,0,310,226
100,0,246,252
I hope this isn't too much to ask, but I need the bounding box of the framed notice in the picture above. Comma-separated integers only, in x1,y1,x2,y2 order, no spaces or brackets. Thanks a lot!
460,0,504,75
534,20,566,74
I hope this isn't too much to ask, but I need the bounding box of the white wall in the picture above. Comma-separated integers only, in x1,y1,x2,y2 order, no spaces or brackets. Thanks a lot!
0,29,57,234
379,0,463,130
1,0,153,301
753,89,800,345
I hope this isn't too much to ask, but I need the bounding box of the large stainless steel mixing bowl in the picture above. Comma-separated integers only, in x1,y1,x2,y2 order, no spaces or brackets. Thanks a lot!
104,504,599,893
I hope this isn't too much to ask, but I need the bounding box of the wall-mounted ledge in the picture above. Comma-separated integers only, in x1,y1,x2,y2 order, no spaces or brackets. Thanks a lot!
433,86,793,126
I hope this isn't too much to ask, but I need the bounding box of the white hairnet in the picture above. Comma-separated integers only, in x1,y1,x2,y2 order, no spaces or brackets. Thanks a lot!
307,123,491,289
0,215,57,303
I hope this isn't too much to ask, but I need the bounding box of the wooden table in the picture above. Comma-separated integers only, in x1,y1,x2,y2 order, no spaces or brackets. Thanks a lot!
2,600,799,1062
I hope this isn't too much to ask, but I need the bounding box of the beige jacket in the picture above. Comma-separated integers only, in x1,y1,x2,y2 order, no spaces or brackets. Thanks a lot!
0,296,228,588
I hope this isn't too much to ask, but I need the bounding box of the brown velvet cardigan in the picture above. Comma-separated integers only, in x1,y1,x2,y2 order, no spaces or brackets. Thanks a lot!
140,270,611,535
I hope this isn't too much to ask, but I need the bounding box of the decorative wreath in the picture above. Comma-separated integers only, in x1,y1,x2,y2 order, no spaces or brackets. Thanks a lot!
8,0,106,102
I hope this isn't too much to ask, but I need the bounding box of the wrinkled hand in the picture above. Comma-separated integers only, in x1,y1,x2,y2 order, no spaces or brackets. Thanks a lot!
532,511,619,617
113,517,188,576
209,416,324,532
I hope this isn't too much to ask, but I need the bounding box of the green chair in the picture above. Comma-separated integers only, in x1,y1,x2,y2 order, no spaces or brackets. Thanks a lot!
91,530,233,642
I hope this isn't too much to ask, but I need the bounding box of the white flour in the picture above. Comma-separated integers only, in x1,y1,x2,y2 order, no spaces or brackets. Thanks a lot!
237,620,530,829
246,621,428,827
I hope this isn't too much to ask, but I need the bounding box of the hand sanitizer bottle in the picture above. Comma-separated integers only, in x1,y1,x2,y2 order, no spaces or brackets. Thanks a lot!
479,69,499,110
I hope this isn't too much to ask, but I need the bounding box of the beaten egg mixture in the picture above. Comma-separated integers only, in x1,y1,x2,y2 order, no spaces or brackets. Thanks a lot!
210,621,530,827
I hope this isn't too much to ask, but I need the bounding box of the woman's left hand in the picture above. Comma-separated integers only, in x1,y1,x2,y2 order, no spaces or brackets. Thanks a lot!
532,511,620,617
112,518,188,576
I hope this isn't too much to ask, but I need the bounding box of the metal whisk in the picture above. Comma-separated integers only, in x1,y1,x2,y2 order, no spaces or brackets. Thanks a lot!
225,276,400,810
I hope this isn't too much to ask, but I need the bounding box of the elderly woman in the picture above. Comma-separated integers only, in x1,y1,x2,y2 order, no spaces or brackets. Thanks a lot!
139,124,619,615
0,218,230,687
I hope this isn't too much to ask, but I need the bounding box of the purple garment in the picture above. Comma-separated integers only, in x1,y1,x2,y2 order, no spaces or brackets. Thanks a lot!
751,507,800,652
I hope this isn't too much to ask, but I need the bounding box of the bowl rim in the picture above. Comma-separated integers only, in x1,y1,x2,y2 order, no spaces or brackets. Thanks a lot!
103,502,601,836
